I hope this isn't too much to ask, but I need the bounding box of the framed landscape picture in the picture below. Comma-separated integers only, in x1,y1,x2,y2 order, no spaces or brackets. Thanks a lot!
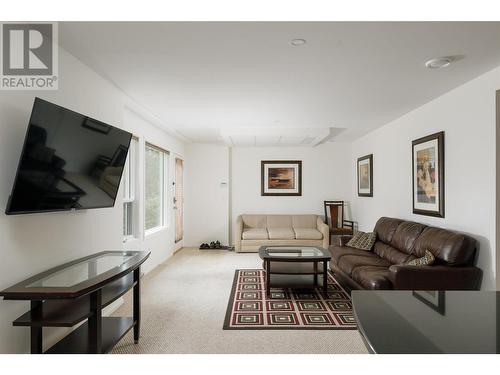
261,160,302,196
357,154,373,197
412,131,445,217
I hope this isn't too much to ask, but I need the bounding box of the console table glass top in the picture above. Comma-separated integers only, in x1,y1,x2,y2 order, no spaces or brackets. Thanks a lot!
261,246,330,259
27,253,134,288
0,251,150,299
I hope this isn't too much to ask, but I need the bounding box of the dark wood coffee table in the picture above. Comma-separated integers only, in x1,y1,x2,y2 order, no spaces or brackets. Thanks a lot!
258,245,331,297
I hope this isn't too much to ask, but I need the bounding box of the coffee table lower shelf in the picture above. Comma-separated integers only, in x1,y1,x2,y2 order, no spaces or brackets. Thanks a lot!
45,317,134,354
268,273,327,289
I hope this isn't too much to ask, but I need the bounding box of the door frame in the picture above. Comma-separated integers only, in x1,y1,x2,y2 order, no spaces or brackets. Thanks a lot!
173,155,184,248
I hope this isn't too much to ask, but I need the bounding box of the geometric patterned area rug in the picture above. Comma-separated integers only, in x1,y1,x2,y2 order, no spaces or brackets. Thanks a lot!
223,269,357,330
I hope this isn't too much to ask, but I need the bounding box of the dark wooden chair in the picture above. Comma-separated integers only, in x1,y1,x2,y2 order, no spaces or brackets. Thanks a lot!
324,201,354,239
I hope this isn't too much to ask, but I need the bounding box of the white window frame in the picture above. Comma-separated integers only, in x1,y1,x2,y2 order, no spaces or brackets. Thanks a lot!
144,142,169,235
123,137,138,241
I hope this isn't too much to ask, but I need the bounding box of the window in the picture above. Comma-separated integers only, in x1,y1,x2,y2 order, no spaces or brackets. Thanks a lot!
145,143,168,231
123,138,138,239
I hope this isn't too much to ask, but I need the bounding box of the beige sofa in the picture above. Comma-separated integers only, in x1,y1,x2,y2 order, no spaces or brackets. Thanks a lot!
235,214,329,252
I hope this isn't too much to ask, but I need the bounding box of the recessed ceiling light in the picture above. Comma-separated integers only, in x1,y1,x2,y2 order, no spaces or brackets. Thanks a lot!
425,57,452,69
290,38,307,47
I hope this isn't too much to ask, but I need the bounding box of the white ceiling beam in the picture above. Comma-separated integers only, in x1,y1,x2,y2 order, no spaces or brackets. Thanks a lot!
311,128,333,146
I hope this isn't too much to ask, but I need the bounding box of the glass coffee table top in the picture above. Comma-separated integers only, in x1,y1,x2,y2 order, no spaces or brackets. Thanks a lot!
259,246,330,260
27,253,134,288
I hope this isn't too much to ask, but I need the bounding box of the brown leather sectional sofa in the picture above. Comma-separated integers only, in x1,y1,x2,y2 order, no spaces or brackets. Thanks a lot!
329,217,482,290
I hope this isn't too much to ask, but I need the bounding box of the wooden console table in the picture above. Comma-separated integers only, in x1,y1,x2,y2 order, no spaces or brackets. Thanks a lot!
0,251,150,354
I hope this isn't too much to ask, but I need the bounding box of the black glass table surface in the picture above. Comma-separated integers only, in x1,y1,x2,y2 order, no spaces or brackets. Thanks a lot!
352,290,500,354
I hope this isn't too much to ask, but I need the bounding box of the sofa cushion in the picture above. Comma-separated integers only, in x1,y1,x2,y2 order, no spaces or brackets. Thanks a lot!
241,215,267,229
268,227,295,240
329,245,368,266
346,231,376,251
374,217,404,244
337,253,391,276
242,228,269,240
373,241,413,265
267,215,292,228
390,221,426,254
293,228,323,240
413,227,477,265
351,266,393,289
292,215,317,228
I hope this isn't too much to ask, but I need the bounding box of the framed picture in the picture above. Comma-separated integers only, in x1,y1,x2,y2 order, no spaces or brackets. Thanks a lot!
412,291,446,315
412,131,444,217
357,154,373,197
261,160,302,196
82,118,111,134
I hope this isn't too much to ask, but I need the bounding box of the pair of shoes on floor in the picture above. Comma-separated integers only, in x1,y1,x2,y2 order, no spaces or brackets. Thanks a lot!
200,243,210,249
209,240,222,249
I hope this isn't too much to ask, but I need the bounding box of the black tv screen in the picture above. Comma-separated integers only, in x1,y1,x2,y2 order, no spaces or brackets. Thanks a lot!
6,98,132,215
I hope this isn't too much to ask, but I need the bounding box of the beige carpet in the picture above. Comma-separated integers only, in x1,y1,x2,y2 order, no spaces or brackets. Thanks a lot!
111,248,368,354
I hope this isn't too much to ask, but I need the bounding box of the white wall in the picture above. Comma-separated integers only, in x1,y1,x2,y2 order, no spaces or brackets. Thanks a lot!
183,142,352,247
351,66,500,290
183,144,229,247
0,47,184,353
231,143,352,241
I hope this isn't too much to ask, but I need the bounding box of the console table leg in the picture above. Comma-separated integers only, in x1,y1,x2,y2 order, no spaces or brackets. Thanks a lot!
30,301,43,354
133,267,141,344
88,290,102,354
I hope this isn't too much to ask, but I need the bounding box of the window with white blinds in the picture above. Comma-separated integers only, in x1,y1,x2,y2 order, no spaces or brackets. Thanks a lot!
123,137,138,239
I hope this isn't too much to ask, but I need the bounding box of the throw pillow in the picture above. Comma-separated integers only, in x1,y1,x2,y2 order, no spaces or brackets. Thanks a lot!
406,250,435,266
346,231,376,251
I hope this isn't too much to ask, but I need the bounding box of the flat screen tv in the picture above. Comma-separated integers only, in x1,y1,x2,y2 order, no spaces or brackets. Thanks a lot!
6,98,132,215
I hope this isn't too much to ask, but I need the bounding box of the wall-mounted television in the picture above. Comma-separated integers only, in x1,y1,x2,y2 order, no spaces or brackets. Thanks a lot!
5,98,132,215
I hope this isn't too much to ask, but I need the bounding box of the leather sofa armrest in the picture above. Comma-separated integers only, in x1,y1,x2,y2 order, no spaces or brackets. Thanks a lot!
388,264,482,290
317,217,330,248
338,235,353,247
235,216,243,251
